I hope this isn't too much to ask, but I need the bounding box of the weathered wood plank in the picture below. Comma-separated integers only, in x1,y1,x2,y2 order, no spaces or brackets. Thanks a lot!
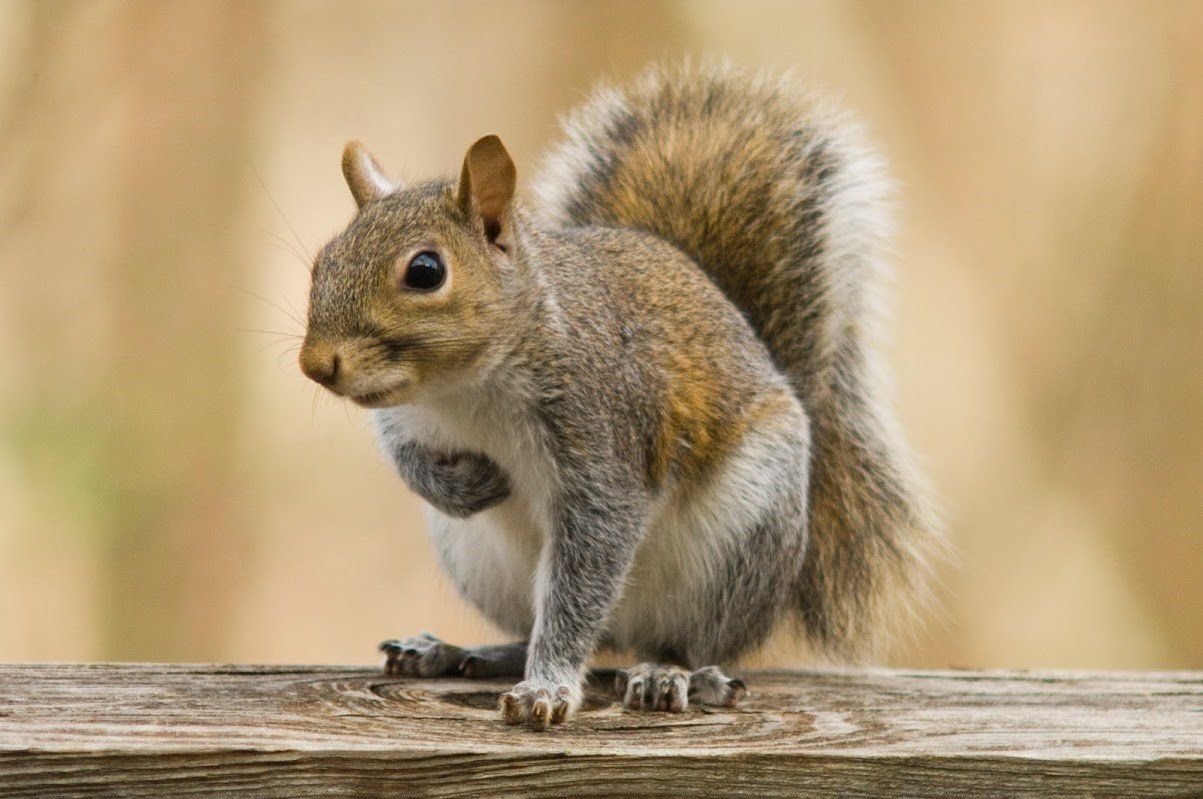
0,664,1200,798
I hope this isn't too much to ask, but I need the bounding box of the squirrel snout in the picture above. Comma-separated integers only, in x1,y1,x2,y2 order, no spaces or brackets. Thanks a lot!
299,344,341,389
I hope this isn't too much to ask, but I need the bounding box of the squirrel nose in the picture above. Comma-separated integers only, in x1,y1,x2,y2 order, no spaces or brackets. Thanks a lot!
300,346,341,388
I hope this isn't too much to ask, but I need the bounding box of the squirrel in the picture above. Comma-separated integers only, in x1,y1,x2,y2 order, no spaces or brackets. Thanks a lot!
299,62,942,730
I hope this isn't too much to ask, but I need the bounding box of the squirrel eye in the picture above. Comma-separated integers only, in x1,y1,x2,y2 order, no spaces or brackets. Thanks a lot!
402,251,446,291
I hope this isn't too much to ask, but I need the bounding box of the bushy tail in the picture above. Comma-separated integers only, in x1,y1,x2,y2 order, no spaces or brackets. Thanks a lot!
534,62,943,662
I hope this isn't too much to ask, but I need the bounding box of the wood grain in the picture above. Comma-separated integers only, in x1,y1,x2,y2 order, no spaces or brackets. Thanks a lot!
1,664,1200,797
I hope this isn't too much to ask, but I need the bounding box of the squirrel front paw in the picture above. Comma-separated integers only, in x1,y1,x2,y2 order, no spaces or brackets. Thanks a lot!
397,444,512,518
439,451,511,515
499,679,581,731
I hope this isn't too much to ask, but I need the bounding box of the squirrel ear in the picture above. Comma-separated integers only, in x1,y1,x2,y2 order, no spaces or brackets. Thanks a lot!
457,134,516,246
342,140,394,208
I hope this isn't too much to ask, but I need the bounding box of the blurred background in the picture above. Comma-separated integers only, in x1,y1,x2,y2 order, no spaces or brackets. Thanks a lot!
1,0,1200,669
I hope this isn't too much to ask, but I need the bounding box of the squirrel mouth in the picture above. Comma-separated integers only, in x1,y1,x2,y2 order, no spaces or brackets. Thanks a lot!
349,383,410,408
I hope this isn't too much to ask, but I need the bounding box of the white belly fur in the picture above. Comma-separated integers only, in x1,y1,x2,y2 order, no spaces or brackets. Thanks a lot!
606,424,794,653
373,400,794,653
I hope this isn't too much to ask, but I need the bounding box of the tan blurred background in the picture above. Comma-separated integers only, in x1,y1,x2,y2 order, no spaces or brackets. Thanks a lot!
1,0,1200,669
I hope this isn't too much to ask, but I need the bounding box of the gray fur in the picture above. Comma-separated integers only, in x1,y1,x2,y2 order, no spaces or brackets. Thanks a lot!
301,62,942,729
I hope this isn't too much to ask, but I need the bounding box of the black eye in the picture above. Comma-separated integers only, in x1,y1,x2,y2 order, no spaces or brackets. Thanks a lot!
402,251,446,291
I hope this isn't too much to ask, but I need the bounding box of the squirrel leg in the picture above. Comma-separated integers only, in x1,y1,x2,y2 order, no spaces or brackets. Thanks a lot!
614,663,747,712
500,456,648,731
380,634,526,678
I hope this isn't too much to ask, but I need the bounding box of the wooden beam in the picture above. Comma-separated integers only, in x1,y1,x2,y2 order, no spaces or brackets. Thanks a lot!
1,664,1200,797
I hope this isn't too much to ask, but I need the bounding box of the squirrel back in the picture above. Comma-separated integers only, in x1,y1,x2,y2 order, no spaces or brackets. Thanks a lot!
534,62,943,662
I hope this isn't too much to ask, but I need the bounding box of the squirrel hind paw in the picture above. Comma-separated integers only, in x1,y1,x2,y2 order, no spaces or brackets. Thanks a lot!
615,663,690,712
379,633,466,677
688,665,747,708
614,663,747,711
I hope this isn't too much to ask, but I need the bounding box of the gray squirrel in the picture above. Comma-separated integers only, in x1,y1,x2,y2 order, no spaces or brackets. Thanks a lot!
299,62,942,730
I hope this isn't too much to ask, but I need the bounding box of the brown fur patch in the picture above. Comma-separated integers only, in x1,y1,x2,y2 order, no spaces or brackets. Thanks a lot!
650,353,796,487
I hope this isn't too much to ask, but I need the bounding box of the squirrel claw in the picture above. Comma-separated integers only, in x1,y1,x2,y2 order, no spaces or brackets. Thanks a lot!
499,680,580,730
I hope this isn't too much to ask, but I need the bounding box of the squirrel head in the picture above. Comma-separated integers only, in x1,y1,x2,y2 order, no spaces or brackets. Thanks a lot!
300,135,519,407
